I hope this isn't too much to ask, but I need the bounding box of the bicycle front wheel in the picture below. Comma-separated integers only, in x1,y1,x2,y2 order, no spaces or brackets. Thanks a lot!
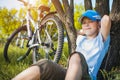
38,13,64,63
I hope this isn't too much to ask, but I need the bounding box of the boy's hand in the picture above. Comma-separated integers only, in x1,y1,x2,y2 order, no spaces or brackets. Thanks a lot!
77,29,85,36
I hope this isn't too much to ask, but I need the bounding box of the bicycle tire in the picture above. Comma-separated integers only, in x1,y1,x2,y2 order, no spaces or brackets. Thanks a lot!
3,25,29,62
39,13,64,63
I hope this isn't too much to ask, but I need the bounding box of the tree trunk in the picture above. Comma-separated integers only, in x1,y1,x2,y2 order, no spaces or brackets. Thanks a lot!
84,0,92,10
96,0,120,72
105,0,120,71
51,0,77,53
95,0,109,17
97,1,120,79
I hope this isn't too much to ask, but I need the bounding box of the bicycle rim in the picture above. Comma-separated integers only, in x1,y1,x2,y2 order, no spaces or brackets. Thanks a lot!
39,14,64,63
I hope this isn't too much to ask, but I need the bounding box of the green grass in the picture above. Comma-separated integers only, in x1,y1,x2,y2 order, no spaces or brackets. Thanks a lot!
0,42,69,80
0,42,120,80
0,45,32,80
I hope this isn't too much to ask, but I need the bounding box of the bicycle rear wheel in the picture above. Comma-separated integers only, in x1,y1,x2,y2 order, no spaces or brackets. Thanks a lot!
38,13,64,63
3,25,30,62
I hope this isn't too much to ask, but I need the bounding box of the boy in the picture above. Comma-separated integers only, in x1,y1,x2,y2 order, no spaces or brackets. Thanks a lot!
12,10,111,80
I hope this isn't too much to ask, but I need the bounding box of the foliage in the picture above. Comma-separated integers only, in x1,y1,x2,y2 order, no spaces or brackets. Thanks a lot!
36,0,49,6
18,8,26,20
99,68,120,80
74,3,85,30
0,8,21,35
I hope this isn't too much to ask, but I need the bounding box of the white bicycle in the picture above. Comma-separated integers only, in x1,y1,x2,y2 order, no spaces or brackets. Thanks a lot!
3,0,64,63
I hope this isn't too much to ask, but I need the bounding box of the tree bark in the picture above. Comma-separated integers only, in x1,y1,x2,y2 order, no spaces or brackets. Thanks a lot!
97,0,120,72
84,0,92,10
106,0,120,70
51,0,65,21
95,0,109,17
51,0,77,53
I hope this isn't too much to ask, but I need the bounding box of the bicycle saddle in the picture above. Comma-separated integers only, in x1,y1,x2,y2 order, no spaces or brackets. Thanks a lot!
38,5,50,12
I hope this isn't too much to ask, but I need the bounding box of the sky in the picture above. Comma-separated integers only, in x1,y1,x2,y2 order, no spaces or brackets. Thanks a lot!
0,0,20,10
0,0,91,10
0,0,112,10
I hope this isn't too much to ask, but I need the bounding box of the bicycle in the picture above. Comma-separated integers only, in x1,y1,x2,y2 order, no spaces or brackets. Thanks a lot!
3,0,64,63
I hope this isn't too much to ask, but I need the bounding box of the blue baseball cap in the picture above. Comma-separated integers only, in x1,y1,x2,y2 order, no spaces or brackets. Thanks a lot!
79,10,101,23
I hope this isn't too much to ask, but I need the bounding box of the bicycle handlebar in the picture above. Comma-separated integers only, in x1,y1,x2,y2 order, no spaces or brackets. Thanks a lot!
18,0,50,12
18,0,29,6
18,0,36,10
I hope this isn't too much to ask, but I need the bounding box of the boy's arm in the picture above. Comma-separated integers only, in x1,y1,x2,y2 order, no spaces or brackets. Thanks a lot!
100,15,111,41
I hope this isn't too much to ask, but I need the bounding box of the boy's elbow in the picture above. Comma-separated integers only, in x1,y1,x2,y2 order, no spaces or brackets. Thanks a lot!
102,15,111,23
101,15,111,27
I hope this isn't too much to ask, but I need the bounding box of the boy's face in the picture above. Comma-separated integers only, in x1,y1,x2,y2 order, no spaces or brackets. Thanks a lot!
81,17,100,38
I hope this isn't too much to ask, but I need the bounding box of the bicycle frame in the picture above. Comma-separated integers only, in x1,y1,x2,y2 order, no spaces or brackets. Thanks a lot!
16,0,57,63
17,0,53,49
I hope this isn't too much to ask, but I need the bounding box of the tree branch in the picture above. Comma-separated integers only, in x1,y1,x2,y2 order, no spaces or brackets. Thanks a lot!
70,0,74,14
62,0,70,13
51,0,65,21
84,0,92,10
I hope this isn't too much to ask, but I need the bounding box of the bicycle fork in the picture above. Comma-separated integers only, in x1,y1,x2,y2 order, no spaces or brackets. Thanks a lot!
16,30,38,62
17,32,38,63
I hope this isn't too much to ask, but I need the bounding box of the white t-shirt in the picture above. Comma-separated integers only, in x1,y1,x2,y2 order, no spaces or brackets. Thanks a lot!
76,32,110,80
